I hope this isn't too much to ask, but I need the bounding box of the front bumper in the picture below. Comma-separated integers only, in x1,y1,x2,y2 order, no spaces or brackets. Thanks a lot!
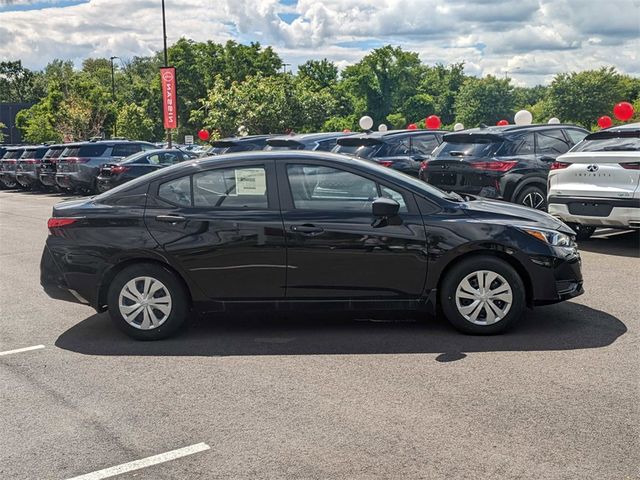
528,245,584,305
548,196,640,229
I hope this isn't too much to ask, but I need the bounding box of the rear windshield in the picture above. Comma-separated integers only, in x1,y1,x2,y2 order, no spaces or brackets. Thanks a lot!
432,138,502,159
43,147,65,159
572,135,640,152
61,145,108,157
21,148,48,159
3,149,24,159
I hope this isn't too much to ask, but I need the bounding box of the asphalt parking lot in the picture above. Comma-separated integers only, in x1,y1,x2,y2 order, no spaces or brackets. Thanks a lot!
1,189,638,480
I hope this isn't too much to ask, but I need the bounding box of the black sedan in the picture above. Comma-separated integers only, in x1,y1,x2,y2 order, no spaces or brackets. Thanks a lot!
41,151,583,340
96,149,198,192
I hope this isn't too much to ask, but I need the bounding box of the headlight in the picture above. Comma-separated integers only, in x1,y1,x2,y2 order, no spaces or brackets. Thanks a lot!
519,227,573,247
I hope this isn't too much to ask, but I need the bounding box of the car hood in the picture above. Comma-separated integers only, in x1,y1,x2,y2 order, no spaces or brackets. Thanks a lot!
461,198,574,234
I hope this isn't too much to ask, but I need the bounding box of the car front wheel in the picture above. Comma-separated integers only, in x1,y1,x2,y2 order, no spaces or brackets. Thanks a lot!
107,263,190,340
440,256,526,334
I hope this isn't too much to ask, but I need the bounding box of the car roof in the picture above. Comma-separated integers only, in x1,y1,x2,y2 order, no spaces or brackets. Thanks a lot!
211,134,275,146
600,122,640,133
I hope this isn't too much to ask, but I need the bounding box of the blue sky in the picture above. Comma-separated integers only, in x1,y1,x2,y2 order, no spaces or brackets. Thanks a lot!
0,0,638,86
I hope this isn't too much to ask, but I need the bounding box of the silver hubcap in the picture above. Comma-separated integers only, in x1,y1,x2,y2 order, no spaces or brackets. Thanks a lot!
118,276,172,330
455,270,513,325
522,191,545,210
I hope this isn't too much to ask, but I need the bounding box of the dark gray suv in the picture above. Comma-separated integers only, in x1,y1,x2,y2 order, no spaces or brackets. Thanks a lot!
55,140,155,193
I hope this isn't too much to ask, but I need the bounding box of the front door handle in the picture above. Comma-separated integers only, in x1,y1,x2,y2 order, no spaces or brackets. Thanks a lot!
156,214,186,224
290,224,324,235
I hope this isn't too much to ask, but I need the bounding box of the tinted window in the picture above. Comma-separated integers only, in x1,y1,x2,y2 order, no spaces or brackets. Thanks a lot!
62,145,108,157
332,144,379,159
514,133,535,155
112,144,143,157
193,167,268,208
433,139,501,159
384,138,411,156
536,129,572,156
315,139,340,152
43,148,64,159
411,135,441,155
161,152,183,165
158,176,192,206
4,149,24,159
572,135,640,152
565,129,588,145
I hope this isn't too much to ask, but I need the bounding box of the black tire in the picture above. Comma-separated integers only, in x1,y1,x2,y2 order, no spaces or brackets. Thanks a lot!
568,223,596,241
439,256,526,335
107,263,190,340
515,185,547,211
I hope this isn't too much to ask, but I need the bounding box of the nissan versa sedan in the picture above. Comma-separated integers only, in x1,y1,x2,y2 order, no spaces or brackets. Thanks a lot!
41,151,583,340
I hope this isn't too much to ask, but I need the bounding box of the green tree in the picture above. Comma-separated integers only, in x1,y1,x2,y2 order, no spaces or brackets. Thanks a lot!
116,103,155,141
546,67,628,128
0,122,6,143
298,59,339,89
418,63,466,125
0,60,43,102
455,76,515,127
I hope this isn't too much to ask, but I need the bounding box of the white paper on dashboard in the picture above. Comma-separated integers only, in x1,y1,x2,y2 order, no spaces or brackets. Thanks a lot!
235,168,266,195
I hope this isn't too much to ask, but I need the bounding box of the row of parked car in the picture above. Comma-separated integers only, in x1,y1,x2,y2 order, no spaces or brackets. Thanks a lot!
3,123,639,239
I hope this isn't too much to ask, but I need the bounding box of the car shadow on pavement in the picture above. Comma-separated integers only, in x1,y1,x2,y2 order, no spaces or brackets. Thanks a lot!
579,229,639,258
55,301,626,359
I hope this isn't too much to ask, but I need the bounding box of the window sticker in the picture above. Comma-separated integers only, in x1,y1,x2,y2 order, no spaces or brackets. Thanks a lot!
235,168,266,195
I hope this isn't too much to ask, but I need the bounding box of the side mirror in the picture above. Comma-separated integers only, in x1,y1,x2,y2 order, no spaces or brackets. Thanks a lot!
372,197,400,218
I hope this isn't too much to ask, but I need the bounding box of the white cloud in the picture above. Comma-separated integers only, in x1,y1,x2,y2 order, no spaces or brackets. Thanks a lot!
0,0,638,85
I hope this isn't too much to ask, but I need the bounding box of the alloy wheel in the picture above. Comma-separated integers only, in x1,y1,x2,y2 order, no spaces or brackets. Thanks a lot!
118,276,172,330
455,270,513,325
521,191,546,210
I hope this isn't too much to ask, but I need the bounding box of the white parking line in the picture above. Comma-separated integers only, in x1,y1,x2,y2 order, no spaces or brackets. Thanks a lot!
65,443,211,480
0,345,45,356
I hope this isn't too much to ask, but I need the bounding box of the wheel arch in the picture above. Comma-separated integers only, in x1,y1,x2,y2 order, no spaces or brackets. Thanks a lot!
97,258,193,312
507,175,547,203
435,247,534,308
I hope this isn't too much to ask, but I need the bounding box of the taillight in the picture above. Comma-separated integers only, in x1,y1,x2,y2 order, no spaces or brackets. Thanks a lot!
47,217,80,229
379,161,394,167
23,159,38,164
470,160,518,172
550,162,571,170
420,161,428,171
620,162,640,170
110,165,129,174
66,157,90,164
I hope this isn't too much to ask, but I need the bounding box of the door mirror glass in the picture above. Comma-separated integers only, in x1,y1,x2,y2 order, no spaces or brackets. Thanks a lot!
372,197,400,217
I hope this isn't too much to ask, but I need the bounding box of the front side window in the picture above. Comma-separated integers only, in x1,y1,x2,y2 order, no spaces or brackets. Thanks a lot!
158,176,192,207
193,167,268,208
384,138,411,156
161,152,182,165
536,130,572,156
287,164,407,212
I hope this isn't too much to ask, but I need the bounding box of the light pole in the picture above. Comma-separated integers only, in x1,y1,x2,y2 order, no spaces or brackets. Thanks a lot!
110,56,119,137
161,0,172,147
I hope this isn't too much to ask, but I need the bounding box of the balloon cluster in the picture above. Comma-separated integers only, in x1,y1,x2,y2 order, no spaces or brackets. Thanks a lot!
597,102,635,130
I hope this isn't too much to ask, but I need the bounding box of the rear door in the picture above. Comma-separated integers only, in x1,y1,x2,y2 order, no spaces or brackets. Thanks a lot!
144,160,287,299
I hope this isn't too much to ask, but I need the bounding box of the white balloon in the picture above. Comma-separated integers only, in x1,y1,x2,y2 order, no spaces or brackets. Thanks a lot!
514,110,533,126
359,115,374,130
453,122,465,131
378,124,388,132
548,117,560,124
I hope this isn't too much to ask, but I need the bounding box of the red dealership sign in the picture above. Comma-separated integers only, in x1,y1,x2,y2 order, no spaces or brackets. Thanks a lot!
160,67,178,129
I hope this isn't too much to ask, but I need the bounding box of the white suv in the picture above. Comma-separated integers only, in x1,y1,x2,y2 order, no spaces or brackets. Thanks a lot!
548,123,640,239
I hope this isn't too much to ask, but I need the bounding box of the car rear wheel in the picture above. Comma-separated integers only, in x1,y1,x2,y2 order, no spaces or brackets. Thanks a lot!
107,263,189,340
567,224,596,240
440,256,526,334
515,185,546,211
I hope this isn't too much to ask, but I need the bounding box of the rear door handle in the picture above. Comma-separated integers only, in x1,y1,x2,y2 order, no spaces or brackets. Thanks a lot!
155,214,186,224
290,224,324,235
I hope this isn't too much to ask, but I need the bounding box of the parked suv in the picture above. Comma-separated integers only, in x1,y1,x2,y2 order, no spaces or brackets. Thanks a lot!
207,135,275,155
421,124,588,210
548,123,640,239
56,140,155,193
96,149,198,192
0,146,26,188
16,145,50,189
334,130,444,177
266,132,349,151
38,144,67,189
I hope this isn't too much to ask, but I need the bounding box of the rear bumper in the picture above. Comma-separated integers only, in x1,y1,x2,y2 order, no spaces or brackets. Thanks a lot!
16,171,39,187
39,172,57,186
40,245,93,307
56,173,92,190
548,196,640,229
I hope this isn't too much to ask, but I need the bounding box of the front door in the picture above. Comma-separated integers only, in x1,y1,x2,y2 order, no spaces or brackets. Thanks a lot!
144,160,287,300
276,160,429,299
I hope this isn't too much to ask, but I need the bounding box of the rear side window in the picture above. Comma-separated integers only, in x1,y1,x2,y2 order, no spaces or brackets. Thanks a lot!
383,138,411,156
62,145,108,157
411,135,441,155
513,133,535,155
43,148,64,159
158,176,192,207
4,150,23,159
193,167,268,209
315,139,339,152
536,130,572,156
160,152,182,165
565,129,588,145
112,144,142,157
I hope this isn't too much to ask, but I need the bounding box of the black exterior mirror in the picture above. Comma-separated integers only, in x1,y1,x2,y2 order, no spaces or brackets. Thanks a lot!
372,197,400,217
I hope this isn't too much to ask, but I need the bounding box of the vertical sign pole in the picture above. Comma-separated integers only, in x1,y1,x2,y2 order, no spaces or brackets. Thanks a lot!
161,0,172,148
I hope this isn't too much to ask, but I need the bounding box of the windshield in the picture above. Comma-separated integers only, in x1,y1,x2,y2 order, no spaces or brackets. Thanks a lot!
572,136,640,152
433,139,501,159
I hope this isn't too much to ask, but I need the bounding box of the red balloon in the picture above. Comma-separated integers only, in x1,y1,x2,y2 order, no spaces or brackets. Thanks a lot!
198,129,210,141
407,123,418,130
425,115,441,129
342,128,351,133
613,102,634,122
597,116,613,129
497,119,509,126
